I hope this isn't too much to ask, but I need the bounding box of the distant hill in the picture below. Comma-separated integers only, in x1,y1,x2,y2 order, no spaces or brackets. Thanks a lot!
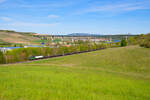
131,33,150,45
67,33,138,40
67,33,96,36
0,30,41,45
0,30,139,45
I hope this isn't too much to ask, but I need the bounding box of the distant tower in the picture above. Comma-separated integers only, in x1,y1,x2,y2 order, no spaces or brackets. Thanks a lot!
125,36,128,41
72,38,74,43
127,33,131,45
109,37,112,42
51,36,54,41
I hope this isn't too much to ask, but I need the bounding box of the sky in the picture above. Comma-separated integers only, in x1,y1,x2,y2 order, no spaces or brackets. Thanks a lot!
0,0,150,35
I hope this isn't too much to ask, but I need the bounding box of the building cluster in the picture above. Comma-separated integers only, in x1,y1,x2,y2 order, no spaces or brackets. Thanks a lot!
0,47,22,53
0,46,45,53
47,36,112,44
0,36,113,53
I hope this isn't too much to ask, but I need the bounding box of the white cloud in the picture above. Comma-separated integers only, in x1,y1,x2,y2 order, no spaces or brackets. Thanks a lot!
3,22,61,27
0,21,61,33
76,1,150,14
88,3,149,12
48,15,60,18
0,0,6,3
3,1,73,9
0,17,12,21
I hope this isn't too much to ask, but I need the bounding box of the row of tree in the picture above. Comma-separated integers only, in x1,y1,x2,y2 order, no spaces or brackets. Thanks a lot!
0,43,120,64
140,40,150,48
0,51,5,64
140,34,150,48
128,33,150,48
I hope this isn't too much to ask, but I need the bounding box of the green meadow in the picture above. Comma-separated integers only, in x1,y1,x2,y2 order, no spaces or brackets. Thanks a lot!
0,46,150,100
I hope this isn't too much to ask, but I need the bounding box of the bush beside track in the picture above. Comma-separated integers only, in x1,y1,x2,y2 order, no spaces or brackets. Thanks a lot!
0,43,120,64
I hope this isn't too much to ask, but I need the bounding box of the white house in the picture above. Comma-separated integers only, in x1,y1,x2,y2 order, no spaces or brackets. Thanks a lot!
0,47,22,53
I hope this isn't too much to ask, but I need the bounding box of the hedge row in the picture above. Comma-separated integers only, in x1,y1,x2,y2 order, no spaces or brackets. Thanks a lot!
0,43,120,64
140,40,150,48
0,51,5,64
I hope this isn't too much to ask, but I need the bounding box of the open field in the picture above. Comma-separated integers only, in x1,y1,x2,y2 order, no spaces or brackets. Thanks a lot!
0,46,150,100
0,31,40,45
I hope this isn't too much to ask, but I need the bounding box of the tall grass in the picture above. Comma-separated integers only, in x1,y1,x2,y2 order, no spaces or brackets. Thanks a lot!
0,46,150,100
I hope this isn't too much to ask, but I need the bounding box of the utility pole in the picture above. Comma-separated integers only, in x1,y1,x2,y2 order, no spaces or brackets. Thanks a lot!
127,33,130,45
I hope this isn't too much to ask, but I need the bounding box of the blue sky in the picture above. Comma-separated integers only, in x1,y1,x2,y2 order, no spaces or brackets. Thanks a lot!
0,0,150,35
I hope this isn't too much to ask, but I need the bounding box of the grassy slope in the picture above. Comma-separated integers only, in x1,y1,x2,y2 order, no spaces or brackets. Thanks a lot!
0,46,150,100
0,32,40,44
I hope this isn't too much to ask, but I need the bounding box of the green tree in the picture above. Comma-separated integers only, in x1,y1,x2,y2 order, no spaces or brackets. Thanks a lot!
121,39,128,47
0,51,5,64
14,44,17,47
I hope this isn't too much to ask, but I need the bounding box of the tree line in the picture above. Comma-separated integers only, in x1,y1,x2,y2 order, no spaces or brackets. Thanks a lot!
0,43,120,64
128,33,150,48
139,34,150,48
